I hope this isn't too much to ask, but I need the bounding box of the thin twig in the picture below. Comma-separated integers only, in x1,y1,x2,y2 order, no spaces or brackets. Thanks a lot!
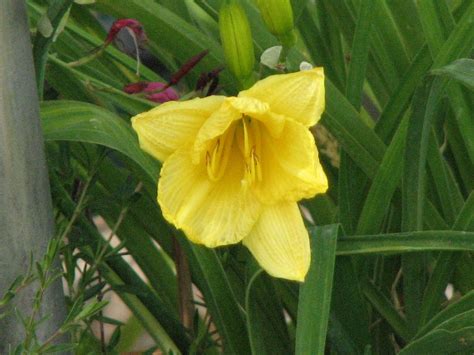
174,237,195,333
98,272,106,354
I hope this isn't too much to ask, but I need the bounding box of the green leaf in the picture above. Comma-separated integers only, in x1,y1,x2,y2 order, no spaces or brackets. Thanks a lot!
453,253,474,295
245,270,291,355
417,290,474,339
377,2,474,146
400,311,474,354
421,1,474,164
383,0,423,58
40,343,78,354
336,230,474,255
107,325,122,351
361,280,411,341
290,0,310,22
297,5,343,89
445,116,474,192
416,0,454,56
432,58,474,90
326,312,360,354
330,257,371,353
401,77,448,332
345,0,374,109
356,115,408,234
322,0,400,99
338,153,366,234
302,194,336,226
428,3,474,70
316,0,348,91
419,193,474,326
295,224,339,355
334,0,374,236
32,0,74,98
454,192,474,232
403,77,447,232
402,328,474,354
75,300,108,321
375,45,432,143
40,100,159,180
426,131,464,226
181,239,251,354
370,0,411,80
324,80,386,179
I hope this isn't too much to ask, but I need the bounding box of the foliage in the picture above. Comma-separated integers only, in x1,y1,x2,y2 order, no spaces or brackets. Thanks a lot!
3,0,473,353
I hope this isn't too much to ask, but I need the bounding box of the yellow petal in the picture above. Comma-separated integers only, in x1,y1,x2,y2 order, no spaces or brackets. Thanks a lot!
131,96,225,161
239,67,325,127
243,202,310,281
229,97,286,138
158,146,261,247
254,119,328,204
192,98,242,163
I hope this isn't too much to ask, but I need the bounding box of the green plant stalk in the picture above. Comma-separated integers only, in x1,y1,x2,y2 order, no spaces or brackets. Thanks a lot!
419,0,474,164
402,77,447,335
339,0,375,238
336,230,474,255
32,0,74,99
49,172,189,352
0,0,66,349
361,280,411,341
296,225,339,354
418,193,474,326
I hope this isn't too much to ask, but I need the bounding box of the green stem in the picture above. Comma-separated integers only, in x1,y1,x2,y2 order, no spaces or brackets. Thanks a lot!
32,0,74,99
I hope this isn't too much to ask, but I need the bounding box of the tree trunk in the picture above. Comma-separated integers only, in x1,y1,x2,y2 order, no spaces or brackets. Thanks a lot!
0,0,66,349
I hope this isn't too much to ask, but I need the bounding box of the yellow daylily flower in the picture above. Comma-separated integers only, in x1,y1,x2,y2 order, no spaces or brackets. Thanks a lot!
132,68,328,281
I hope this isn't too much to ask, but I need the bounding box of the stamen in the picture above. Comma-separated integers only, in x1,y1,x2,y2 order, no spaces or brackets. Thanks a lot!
205,124,236,181
237,117,263,185
242,118,251,157
252,147,263,182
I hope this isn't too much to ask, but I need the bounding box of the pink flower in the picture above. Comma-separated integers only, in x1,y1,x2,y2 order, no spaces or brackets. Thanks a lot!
123,82,179,103
144,82,179,103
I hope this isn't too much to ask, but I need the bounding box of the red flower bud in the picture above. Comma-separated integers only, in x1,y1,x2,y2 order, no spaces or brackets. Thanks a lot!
196,67,223,96
123,82,148,94
105,19,147,46
167,50,209,87
124,81,179,103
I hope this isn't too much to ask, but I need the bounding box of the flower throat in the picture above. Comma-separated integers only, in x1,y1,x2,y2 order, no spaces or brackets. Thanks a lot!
205,116,262,185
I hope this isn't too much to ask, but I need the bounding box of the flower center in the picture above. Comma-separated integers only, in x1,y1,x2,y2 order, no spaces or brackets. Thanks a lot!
205,116,262,185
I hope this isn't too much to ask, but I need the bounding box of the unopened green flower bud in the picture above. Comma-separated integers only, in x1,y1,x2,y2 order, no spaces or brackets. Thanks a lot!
256,0,296,47
219,0,255,88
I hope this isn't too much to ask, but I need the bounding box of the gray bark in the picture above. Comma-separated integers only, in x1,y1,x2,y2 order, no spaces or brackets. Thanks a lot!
0,0,66,350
